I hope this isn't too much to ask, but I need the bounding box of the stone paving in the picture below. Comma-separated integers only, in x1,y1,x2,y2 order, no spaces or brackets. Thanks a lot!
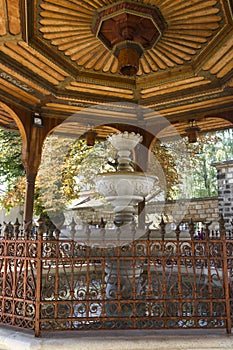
0,327,233,350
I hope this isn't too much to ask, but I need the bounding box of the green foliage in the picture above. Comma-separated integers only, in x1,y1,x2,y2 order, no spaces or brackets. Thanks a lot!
150,141,181,199
36,135,78,214
0,129,25,212
0,129,24,181
0,176,26,212
62,138,116,200
150,129,233,200
37,135,116,214
184,130,233,198
214,128,233,161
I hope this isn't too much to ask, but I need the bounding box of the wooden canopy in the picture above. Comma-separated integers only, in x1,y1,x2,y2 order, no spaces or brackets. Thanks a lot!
0,0,232,133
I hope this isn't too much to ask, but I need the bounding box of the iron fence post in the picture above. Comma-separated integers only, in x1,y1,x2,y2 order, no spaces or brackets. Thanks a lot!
221,216,232,334
34,219,43,337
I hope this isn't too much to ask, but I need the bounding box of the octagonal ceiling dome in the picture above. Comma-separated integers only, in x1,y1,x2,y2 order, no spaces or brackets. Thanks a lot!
36,0,222,76
92,1,166,50
0,0,232,134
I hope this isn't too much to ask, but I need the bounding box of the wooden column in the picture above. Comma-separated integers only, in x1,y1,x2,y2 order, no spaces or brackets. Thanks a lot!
23,173,37,231
19,111,62,232
22,123,46,230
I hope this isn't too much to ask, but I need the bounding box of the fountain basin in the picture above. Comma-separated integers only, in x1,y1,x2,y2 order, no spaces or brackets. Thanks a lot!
95,171,156,213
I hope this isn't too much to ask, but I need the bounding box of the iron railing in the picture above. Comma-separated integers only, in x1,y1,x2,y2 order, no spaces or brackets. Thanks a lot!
0,216,232,336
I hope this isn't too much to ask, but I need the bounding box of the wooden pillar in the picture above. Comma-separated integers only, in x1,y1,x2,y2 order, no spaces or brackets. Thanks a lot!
22,124,45,230
23,173,37,231
19,111,62,232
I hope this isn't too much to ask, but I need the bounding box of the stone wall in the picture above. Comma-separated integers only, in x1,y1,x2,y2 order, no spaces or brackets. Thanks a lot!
213,160,233,229
146,197,219,227
66,196,220,228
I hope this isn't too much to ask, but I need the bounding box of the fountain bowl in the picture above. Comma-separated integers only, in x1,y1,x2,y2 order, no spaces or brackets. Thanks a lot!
108,132,143,152
95,171,157,213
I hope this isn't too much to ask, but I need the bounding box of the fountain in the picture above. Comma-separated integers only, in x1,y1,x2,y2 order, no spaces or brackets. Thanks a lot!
95,131,157,228
95,132,157,316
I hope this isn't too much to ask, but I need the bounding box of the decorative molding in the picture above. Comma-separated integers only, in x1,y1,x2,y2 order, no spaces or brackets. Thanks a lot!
0,71,34,92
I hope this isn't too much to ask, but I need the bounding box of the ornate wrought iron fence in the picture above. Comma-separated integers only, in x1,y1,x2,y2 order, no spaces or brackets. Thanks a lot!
0,217,232,336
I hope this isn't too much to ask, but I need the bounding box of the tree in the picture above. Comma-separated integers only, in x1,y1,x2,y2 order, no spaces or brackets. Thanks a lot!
34,134,116,215
0,129,24,181
184,131,232,198
150,129,233,200
149,140,181,200
61,137,116,201
0,129,25,212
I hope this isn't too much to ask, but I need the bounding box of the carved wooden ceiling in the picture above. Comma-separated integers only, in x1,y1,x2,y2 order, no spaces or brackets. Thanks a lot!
0,0,232,138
